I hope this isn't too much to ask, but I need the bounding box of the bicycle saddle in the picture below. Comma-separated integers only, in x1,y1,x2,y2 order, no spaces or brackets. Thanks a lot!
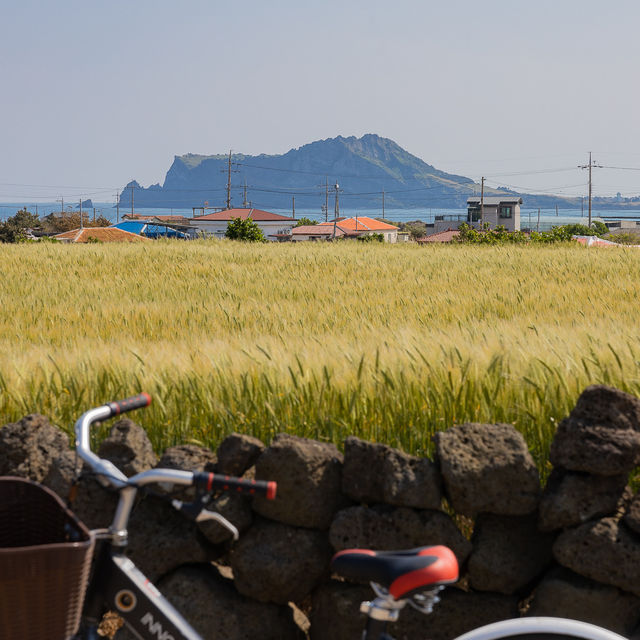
331,545,458,600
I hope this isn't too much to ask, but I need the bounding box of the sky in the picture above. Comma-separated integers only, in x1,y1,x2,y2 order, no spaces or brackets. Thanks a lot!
2,0,640,206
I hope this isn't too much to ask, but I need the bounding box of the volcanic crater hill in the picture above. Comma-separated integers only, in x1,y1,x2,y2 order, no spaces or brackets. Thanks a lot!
119,134,483,210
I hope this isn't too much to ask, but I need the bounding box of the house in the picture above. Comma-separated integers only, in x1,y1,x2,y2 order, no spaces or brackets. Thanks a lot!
111,220,190,239
290,224,349,241
418,229,460,243
53,227,151,243
466,196,523,232
188,208,296,241
314,217,400,242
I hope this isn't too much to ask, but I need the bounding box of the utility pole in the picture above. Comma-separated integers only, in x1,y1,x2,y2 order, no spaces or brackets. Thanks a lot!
292,196,295,219
382,189,385,220
579,152,602,227
242,180,248,208
480,177,485,229
130,184,134,216
325,177,329,222
537,208,541,233
115,193,120,223
79,198,84,229
221,150,239,209
332,182,342,239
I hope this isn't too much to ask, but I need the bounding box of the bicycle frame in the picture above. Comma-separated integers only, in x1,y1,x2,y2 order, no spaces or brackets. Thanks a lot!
80,538,202,640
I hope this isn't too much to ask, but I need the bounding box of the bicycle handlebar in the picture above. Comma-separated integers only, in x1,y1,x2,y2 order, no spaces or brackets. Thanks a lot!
193,471,277,500
105,393,152,418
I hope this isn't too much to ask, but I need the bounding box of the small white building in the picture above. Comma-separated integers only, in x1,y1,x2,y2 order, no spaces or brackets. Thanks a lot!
189,208,296,241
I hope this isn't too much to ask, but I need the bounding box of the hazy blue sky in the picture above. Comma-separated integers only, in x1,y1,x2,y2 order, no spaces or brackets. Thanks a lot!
2,0,640,205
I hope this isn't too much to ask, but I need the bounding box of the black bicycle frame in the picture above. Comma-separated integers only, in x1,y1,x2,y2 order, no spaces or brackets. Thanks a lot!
80,540,201,640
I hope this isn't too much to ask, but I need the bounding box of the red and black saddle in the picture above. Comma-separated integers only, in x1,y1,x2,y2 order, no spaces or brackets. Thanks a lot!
331,545,459,600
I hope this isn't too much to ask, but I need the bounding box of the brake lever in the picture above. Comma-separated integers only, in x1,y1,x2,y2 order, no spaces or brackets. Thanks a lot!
170,497,240,541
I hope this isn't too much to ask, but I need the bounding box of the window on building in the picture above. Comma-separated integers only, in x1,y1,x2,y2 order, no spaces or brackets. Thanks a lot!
500,206,512,218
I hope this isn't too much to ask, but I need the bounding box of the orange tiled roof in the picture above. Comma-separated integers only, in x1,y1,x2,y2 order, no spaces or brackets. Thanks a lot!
192,208,295,222
318,216,398,231
53,227,151,243
418,229,460,243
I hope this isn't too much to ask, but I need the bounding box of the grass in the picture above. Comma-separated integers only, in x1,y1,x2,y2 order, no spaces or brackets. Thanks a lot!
2,239,640,471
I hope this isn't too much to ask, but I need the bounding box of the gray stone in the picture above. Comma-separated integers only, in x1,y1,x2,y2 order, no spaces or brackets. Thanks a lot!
624,492,640,535
468,513,555,594
539,469,628,531
116,564,303,640
310,581,519,640
342,437,442,508
553,517,640,596
42,450,118,529
382,446,442,509
230,518,333,604
197,493,253,544
124,495,215,582
97,418,158,476
550,385,640,476
527,568,640,636
434,422,540,516
253,433,346,529
0,414,69,481
342,436,389,503
216,432,264,476
155,444,217,500
329,505,472,565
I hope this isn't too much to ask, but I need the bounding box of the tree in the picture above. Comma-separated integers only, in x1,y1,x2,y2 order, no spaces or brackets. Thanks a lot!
0,208,40,243
294,217,317,228
225,217,266,242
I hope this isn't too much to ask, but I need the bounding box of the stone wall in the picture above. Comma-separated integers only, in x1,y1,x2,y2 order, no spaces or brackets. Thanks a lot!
2,384,640,639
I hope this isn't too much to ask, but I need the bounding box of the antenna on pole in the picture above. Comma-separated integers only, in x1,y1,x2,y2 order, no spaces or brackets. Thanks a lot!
578,152,602,227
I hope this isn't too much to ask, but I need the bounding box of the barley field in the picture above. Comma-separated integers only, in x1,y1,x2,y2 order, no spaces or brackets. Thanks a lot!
2,239,640,469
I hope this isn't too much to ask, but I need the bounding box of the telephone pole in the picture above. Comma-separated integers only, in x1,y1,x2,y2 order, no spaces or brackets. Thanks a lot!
292,196,295,219
480,176,485,228
130,184,134,216
579,152,602,227
332,182,342,239
242,180,249,208
79,198,83,229
382,189,385,220
222,150,239,209
114,193,120,223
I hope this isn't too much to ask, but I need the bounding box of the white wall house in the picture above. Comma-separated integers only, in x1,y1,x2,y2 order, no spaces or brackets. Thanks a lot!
189,208,296,241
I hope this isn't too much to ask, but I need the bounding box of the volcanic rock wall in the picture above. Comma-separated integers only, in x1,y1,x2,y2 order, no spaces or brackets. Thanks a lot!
2,384,640,640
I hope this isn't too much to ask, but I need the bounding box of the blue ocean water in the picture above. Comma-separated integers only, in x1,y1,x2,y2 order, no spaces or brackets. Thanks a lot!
1,202,639,230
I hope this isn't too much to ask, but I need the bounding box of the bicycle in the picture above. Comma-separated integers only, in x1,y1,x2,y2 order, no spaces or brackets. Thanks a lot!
0,394,631,640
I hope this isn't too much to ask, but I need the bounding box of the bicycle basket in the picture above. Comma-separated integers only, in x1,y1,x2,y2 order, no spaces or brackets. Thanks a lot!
0,476,95,640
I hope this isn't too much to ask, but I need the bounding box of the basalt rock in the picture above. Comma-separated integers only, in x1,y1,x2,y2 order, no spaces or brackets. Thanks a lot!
434,422,540,516
550,385,640,476
253,433,346,530
624,493,640,535
97,418,158,476
0,414,69,482
527,567,640,636
42,449,118,530
328,505,471,565
230,518,333,604
310,581,519,640
116,564,304,640
155,443,218,500
539,469,628,531
197,492,253,544
342,436,442,509
553,517,640,597
216,432,264,476
468,513,555,594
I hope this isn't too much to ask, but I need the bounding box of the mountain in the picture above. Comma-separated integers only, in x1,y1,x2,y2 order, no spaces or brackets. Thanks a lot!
119,134,498,211
118,134,640,212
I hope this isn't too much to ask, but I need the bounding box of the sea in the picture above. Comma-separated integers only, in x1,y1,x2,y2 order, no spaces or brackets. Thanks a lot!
2,202,640,233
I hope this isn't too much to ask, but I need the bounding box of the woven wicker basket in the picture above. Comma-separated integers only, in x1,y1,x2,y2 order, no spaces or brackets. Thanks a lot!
0,476,94,640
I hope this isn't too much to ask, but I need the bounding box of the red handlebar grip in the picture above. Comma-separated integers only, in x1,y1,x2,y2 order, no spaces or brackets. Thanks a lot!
106,393,152,417
194,472,277,499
